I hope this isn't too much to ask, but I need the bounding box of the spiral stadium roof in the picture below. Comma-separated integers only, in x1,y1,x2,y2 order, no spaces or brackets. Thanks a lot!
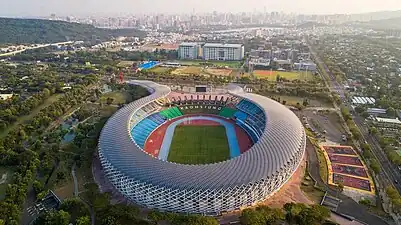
98,80,305,191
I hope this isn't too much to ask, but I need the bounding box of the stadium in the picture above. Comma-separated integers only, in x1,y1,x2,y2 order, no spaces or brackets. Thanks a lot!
98,80,306,215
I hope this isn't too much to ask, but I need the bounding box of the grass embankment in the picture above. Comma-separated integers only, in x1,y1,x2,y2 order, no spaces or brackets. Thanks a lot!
308,136,328,184
99,91,133,105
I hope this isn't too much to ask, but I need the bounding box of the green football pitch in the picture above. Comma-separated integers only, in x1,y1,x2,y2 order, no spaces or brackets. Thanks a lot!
167,126,230,165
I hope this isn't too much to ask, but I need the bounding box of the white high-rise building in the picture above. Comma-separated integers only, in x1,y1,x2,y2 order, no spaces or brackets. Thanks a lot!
202,43,244,61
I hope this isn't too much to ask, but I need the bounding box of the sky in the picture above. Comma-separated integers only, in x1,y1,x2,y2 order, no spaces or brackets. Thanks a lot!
0,0,401,17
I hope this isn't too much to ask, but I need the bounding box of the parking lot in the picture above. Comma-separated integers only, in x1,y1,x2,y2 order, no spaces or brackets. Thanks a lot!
301,110,346,144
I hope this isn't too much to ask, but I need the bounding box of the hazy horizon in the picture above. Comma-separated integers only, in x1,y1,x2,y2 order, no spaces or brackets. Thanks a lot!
0,0,401,17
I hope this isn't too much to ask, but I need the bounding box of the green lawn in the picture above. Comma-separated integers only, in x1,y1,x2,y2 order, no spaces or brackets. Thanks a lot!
99,91,132,105
148,66,172,74
168,126,230,165
0,94,62,138
262,94,333,108
117,60,136,67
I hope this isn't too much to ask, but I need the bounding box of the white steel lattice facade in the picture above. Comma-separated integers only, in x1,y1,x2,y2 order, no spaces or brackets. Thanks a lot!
98,80,306,215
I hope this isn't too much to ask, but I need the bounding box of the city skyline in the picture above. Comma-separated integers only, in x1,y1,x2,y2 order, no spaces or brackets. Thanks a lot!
0,0,401,17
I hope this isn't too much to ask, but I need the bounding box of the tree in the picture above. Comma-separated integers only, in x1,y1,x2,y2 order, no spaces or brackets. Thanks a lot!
387,107,396,117
39,210,70,225
335,181,344,197
106,97,114,105
369,127,378,135
361,111,369,118
302,98,309,107
284,203,306,225
297,205,330,225
359,199,371,206
76,216,91,225
60,198,90,222
370,160,381,175
354,105,365,114
240,208,267,225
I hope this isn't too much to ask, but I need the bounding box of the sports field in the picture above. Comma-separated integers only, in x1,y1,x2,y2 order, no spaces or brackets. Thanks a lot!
148,66,172,74
254,70,314,81
167,126,230,164
176,60,241,68
171,66,202,75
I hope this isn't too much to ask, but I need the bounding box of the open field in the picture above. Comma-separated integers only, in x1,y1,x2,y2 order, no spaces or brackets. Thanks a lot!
265,94,333,108
254,70,314,81
117,60,135,67
99,91,132,105
205,68,233,76
0,94,63,138
171,66,202,75
176,60,242,68
54,178,75,200
148,66,172,74
143,43,179,50
0,167,14,200
168,126,230,164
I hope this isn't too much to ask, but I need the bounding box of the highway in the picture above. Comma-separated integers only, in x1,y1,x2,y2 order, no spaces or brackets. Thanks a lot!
309,44,401,194
0,41,74,57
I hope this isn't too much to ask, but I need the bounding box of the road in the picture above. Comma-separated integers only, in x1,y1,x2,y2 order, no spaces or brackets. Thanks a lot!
353,116,401,190
72,163,95,225
309,44,401,194
0,41,74,57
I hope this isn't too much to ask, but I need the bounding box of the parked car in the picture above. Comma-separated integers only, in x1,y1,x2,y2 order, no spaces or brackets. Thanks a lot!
342,134,347,141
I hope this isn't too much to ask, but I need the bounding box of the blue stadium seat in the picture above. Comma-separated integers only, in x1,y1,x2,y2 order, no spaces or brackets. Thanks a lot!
130,113,167,148
234,100,267,143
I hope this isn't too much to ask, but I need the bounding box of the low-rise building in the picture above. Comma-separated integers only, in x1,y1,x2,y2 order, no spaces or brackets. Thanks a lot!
366,108,387,116
373,117,401,136
294,62,317,71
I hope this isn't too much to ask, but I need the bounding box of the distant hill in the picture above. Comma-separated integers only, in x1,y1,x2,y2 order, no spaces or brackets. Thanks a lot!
0,17,146,44
346,10,401,21
353,17,401,30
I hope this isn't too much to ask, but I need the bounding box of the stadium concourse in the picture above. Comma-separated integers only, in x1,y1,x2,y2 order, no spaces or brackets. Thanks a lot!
98,80,306,215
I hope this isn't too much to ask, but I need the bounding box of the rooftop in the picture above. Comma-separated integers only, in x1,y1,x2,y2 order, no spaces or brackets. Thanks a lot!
376,117,401,125
179,42,199,47
203,43,243,48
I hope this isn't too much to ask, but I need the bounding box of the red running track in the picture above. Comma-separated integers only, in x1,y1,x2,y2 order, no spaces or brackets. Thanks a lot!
143,114,253,158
